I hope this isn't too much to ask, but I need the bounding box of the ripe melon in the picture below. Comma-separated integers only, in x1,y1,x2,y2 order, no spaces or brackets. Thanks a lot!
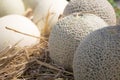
73,26,120,80
0,0,25,17
48,13,108,70
63,0,116,26
0,15,40,51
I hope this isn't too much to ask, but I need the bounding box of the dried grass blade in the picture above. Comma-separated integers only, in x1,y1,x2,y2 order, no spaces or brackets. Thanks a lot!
35,59,73,75
5,27,40,39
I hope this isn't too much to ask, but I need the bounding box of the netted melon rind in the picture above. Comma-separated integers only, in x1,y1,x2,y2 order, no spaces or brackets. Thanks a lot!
48,13,108,70
74,26,120,80
63,0,116,26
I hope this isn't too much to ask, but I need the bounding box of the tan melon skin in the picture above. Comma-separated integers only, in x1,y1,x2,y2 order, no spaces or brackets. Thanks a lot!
74,26,120,80
48,13,108,70
63,0,116,26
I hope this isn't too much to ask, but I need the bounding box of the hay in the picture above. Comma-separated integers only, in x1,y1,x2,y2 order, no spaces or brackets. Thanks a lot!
0,9,73,80
0,37,73,80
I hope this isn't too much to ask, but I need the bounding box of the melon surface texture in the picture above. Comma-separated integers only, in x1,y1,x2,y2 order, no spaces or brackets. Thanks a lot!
48,13,108,70
63,0,116,26
74,26,120,80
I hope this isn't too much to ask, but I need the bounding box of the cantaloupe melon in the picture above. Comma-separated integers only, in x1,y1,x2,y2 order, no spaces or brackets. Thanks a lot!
0,0,25,17
48,13,108,70
73,26,120,80
63,0,116,26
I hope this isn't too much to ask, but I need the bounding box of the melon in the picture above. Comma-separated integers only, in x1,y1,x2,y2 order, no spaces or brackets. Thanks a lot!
74,26,120,80
63,0,116,26
0,0,25,17
0,15,40,51
33,0,68,36
48,13,108,70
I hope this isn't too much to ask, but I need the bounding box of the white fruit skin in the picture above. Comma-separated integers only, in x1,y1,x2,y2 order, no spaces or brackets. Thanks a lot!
0,0,25,17
22,0,39,10
49,13,108,70
33,0,68,31
0,15,40,51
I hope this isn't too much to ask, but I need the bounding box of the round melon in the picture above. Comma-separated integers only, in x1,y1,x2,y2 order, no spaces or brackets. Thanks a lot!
0,0,25,17
48,13,108,70
33,0,68,36
23,0,39,10
0,15,40,51
73,26,120,80
63,0,116,26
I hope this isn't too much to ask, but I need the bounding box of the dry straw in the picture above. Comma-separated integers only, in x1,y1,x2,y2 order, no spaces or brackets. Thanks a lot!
0,9,73,80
